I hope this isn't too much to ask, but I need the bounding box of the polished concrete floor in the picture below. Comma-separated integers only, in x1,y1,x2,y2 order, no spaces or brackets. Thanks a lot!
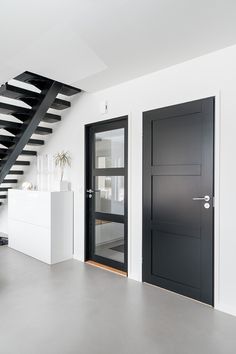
0,246,236,354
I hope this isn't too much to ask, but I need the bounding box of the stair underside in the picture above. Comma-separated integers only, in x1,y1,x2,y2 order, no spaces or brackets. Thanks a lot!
0,148,36,157
0,119,52,135
7,170,24,175
0,160,30,166
0,187,12,191
0,135,44,147
2,179,18,183
0,84,71,110
14,71,81,96
0,102,61,123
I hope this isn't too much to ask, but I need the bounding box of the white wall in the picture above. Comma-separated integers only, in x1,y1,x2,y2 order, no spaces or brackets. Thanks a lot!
1,43,236,316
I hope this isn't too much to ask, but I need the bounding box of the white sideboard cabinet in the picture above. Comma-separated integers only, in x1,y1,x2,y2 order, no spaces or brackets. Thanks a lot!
8,190,73,264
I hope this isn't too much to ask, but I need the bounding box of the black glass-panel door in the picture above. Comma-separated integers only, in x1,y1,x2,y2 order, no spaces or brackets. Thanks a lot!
86,117,128,272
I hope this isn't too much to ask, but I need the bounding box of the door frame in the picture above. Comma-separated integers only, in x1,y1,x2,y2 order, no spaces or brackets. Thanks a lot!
84,116,128,272
142,94,220,307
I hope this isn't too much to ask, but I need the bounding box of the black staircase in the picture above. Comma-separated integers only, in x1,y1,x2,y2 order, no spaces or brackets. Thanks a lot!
0,71,81,206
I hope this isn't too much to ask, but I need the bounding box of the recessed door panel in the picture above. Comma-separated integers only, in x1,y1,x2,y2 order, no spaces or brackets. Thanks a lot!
152,115,202,165
151,231,201,289
152,175,201,228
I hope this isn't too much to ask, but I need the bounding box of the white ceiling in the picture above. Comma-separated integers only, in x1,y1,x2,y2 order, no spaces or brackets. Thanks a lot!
1,0,236,92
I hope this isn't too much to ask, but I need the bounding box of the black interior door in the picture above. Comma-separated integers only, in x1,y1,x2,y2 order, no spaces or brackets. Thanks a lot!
86,117,128,272
143,98,214,305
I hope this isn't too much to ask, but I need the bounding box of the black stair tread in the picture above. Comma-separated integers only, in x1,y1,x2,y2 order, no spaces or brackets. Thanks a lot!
43,113,61,123
2,179,18,183
14,71,81,97
17,150,37,156
0,135,44,147
0,148,37,156
59,84,81,97
0,84,71,110
0,195,7,199
0,119,23,130
20,150,37,156
35,126,52,135
0,83,40,100
16,161,30,165
14,112,61,124
0,102,30,116
0,119,52,135
8,170,24,175
26,138,44,146
51,98,70,110
0,187,12,191
0,102,61,123
0,160,30,166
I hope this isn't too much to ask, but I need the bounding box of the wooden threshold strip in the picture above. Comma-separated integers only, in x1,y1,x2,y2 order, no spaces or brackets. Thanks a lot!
86,260,127,277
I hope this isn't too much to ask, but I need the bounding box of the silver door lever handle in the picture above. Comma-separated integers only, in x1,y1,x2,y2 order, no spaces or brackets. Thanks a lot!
192,195,210,202
86,189,100,193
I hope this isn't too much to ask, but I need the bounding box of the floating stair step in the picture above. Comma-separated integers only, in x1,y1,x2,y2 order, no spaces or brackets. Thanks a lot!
14,112,61,124
0,119,23,131
0,148,37,157
0,187,12,191
0,102,30,116
2,179,18,183
0,160,30,166
0,119,24,136
59,84,81,97
0,119,52,135
13,161,30,166
0,195,7,199
0,135,17,148
14,71,81,96
35,126,52,135
8,170,24,175
42,113,61,123
26,138,44,146
0,84,71,110
0,135,44,147
0,236,8,243
51,98,70,110
14,72,52,90
0,83,40,101
20,150,37,156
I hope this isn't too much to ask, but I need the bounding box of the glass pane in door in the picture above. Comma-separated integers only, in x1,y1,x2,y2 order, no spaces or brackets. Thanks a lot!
95,176,124,215
95,220,124,263
95,128,124,168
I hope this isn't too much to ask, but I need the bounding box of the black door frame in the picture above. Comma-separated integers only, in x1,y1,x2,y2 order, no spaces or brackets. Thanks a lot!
142,98,215,305
85,116,128,272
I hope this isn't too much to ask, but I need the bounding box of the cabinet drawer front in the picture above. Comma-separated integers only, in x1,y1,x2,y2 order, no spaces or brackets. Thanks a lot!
8,219,51,264
8,191,51,228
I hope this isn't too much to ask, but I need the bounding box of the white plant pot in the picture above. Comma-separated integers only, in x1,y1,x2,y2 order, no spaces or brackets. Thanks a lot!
60,180,70,191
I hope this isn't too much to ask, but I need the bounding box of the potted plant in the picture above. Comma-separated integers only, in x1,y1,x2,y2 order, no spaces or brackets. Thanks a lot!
54,151,71,191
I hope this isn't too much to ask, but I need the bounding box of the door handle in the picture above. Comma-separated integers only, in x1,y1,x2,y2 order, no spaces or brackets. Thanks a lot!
192,195,210,202
86,189,100,194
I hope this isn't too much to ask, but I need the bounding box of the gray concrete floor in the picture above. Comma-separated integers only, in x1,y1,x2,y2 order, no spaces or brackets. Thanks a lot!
0,246,236,354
